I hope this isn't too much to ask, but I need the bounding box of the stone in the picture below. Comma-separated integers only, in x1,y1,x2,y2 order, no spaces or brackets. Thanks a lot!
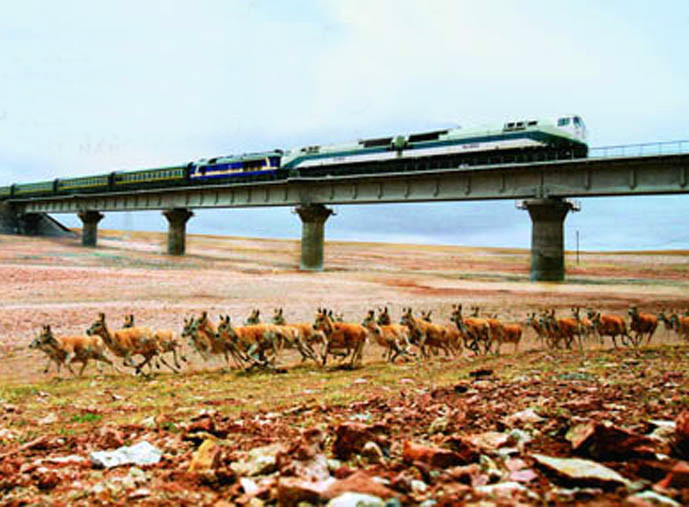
327,492,385,507
532,454,631,488
90,441,162,469
277,477,335,507
466,432,511,452
188,439,221,474
630,490,681,507
476,481,535,500
674,410,689,458
332,422,388,461
428,416,449,434
231,443,284,477
361,441,385,465
502,408,544,428
410,479,427,494
402,441,467,468
566,422,656,460
97,426,125,449
325,471,397,500
443,436,481,463
656,461,689,489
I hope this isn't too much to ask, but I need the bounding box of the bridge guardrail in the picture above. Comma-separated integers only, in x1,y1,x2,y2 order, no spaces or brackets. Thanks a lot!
589,140,689,159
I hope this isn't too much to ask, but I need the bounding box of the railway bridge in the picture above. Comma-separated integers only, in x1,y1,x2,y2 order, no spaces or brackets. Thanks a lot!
4,141,689,281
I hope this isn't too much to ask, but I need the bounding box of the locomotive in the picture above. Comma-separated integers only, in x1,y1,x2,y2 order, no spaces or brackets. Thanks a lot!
0,115,587,199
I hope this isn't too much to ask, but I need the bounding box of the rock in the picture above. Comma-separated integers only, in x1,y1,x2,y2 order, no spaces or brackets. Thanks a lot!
33,467,59,490
656,461,689,489
502,409,544,428
509,468,538,483
327,492,385,507
466,432,511,452
332,422,388,461
42,455,87,465
410,479,427,494
277,428,331,481
469,368,493,379
97,426,125,449
566,422,656,460
361,441,385,465
188,439,221,474
38,413,58,425
648,420,676,444
443,436,481,463
532,454,631,488
674,411,689,458
402,441,467,468
277,477,334,507
240,477,260,495
428,415,449,435
90,441,162,469
476,481,536,500
231,443,283,477
128,488,151,500
325,471,397,500
630,490,681,507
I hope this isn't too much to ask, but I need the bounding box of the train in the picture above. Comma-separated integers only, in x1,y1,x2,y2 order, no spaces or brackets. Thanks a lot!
0,115,587,199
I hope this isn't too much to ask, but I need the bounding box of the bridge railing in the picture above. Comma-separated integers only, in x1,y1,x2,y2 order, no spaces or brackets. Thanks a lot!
589,140,689,159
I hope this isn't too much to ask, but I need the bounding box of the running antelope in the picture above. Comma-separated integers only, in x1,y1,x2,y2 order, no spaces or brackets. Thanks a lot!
124,314,187,371
587,310,630,348
628,307,658,346
271,308,323,364
362,309,412,363
314,308,367,368
31,324,121,376
216,315,282,369
401,307,454,358
87,313,162,374
450,304,491,355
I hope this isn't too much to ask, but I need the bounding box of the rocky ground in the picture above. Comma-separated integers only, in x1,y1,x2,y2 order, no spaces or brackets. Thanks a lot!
1,230,689,506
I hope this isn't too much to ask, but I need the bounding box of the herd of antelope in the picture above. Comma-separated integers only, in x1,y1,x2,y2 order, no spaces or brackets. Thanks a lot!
27,305,689,377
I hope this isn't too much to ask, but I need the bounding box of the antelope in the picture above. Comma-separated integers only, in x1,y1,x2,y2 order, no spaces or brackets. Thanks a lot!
496,322,523,354
362,309,412,363
245,308,261,325
124,314,187,371
471,306,505,354
628,306,658,346
450,304,491,355
87,313,162,374
270,308,322,364
30,324,121,376
526,312,548,348
571,307,597,344
400,307,454,358
182,313,240,368
377,307,392,326
587,310,630,348
216,315,281,369
659,309,689,342
314,308,367,368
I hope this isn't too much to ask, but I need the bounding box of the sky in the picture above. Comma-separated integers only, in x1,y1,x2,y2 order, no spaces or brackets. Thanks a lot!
1,1,688,251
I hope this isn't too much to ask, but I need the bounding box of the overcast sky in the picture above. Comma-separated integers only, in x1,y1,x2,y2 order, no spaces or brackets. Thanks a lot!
2,1,688,250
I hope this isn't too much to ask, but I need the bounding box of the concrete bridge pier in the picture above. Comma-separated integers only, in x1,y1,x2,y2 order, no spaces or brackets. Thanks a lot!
522,198,576,282
78,211,104,247
296,204,333,271
163,208,193,255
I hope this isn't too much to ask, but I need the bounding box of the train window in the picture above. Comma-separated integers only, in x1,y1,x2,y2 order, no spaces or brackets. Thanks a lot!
528,120,538,126
408,130,448,143
573,116,581,126
362,137,393,148
558,118,570,126
507,123,515,128
516,121,525,128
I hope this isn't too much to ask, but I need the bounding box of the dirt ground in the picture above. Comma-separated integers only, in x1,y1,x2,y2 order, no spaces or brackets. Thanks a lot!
1,230,689,505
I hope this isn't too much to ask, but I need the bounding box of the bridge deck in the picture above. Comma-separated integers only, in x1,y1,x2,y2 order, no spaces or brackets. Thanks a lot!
9,153,689,214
